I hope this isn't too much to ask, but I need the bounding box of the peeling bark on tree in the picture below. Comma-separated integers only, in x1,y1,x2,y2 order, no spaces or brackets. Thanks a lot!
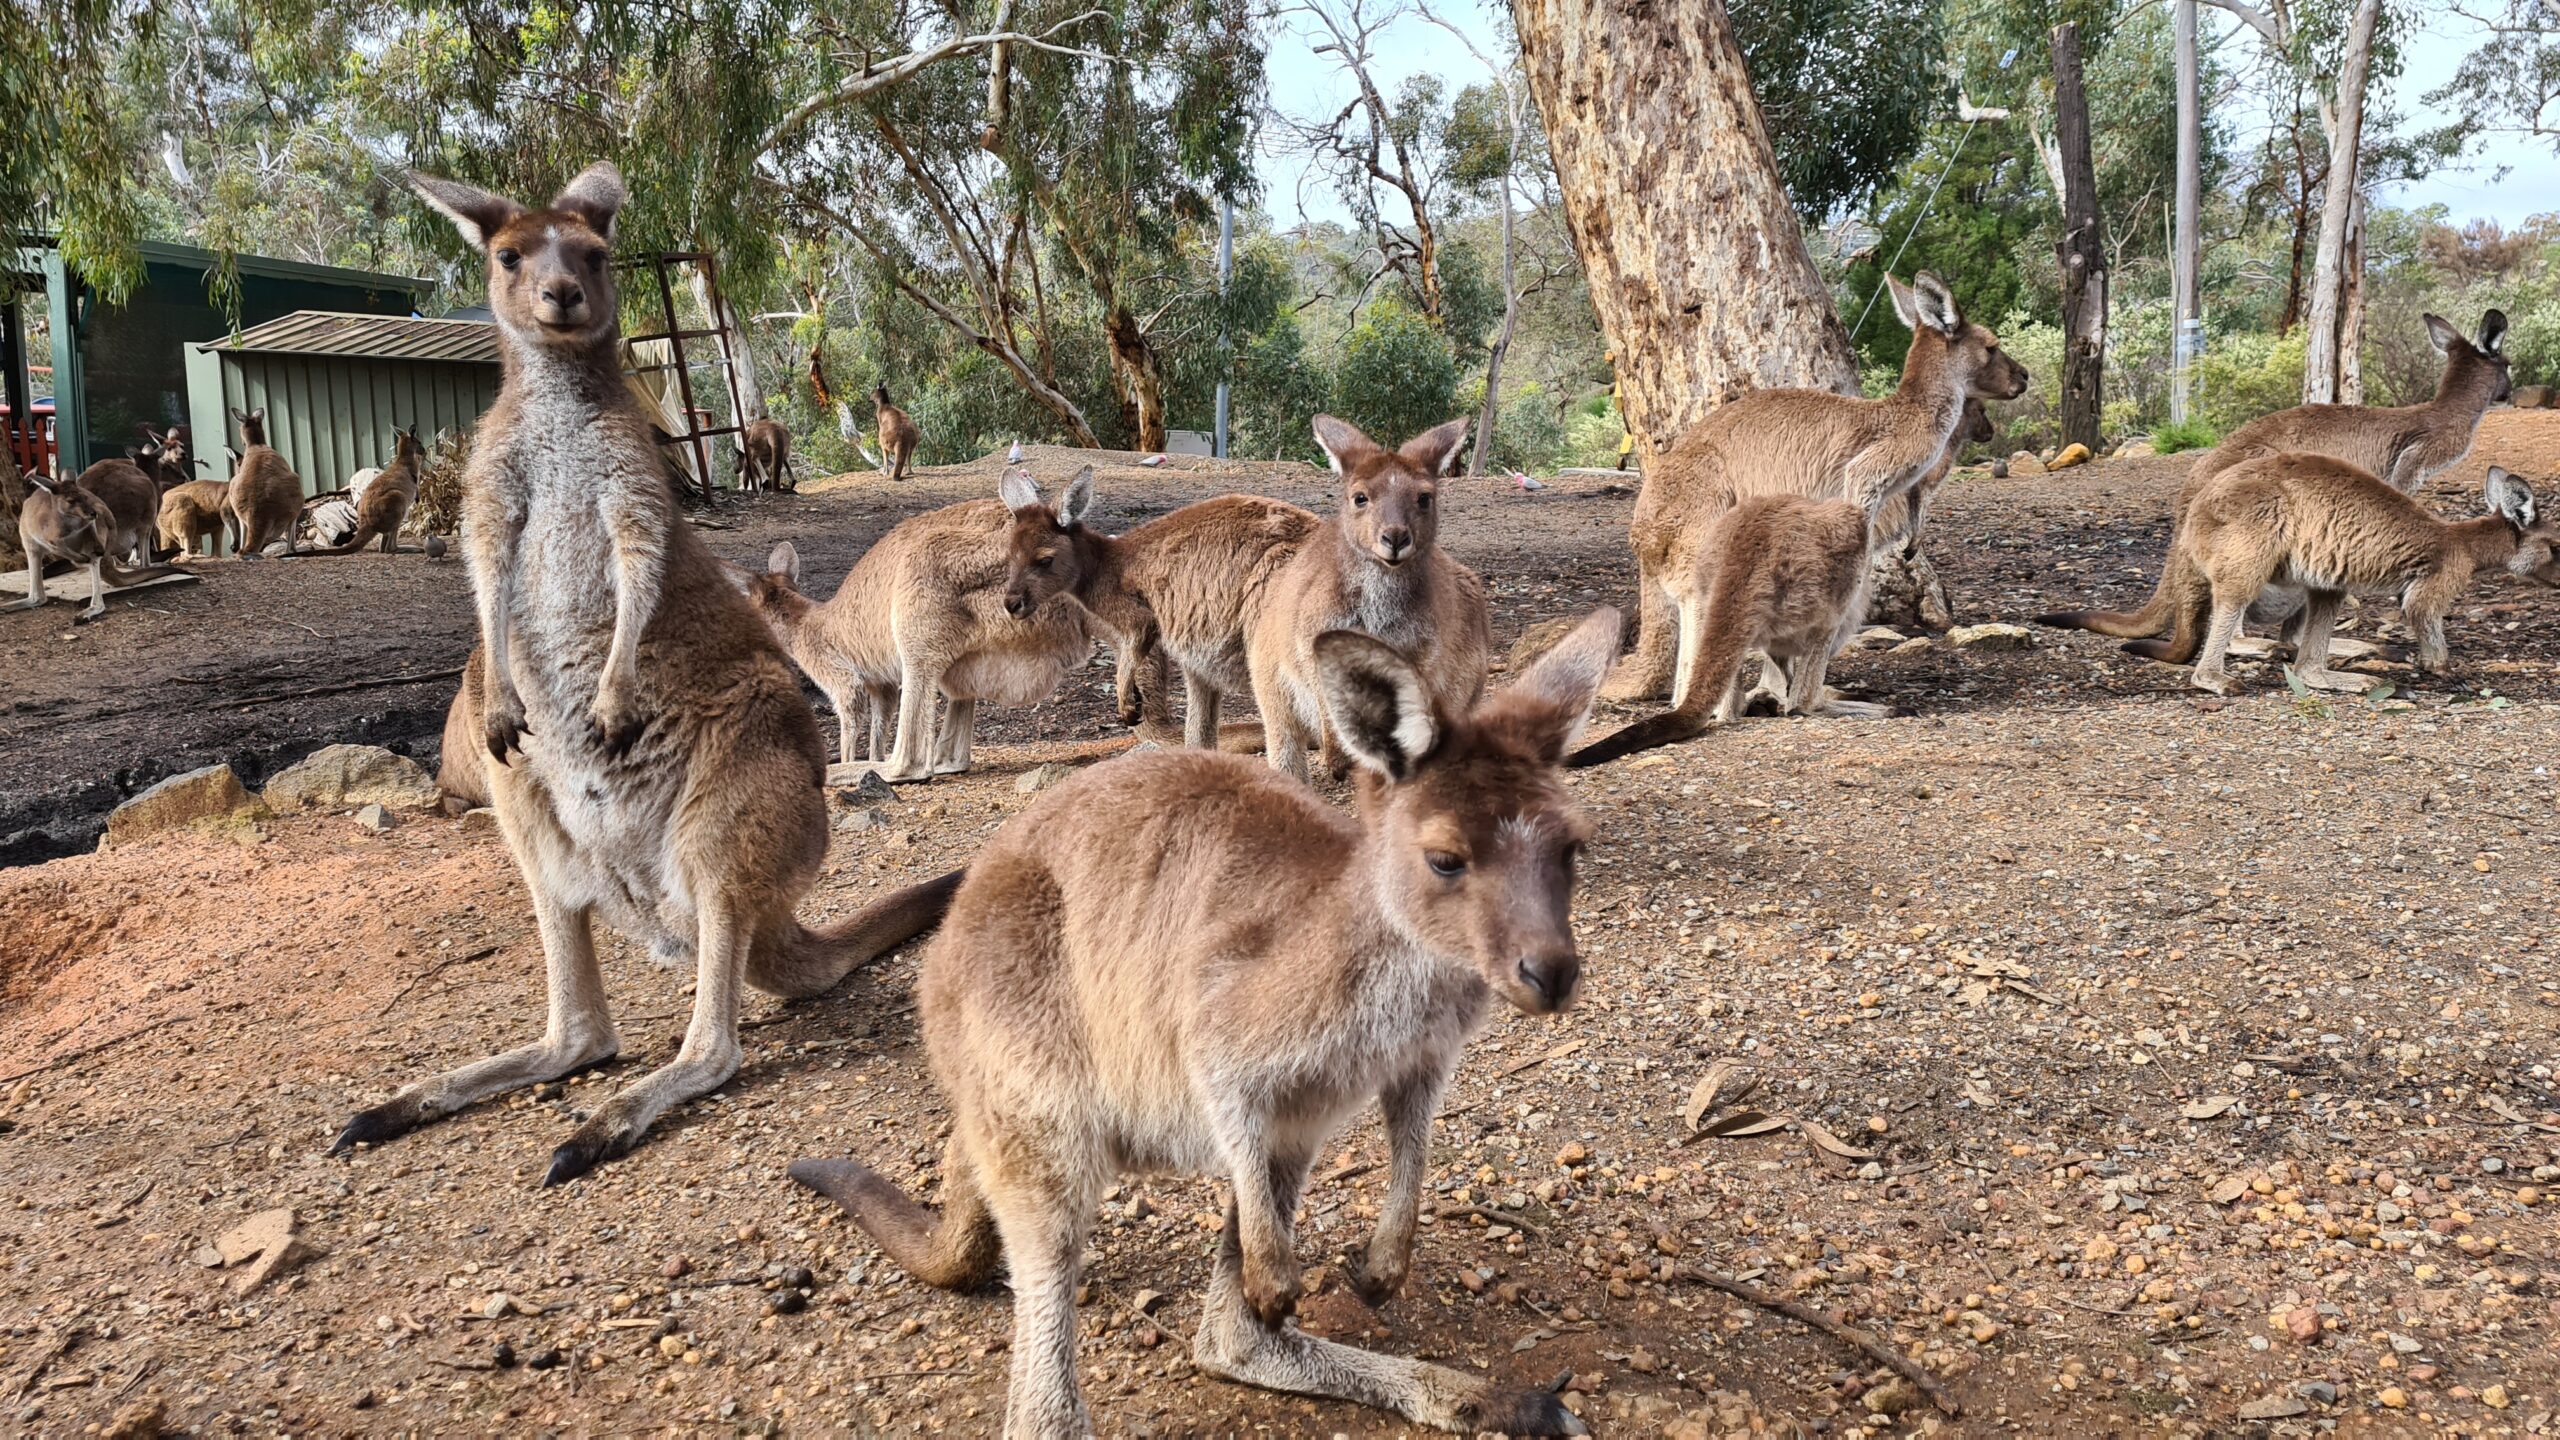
2299,0,2378,405
1106,307,1168,454
1512,0,1948,636
2053,22,2105,454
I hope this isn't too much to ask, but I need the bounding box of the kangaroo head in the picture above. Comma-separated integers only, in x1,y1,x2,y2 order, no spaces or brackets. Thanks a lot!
874,383,894,408
1960,397,1997,445
410,163,625,351
2426,310,2512,404
738,539,812,621
1313,414,1466,569
392,424,422,467
1315,606,1619,1017
2486,468,2560,586
229,406,269,448
1889,272,2029,403
998,467,1096,619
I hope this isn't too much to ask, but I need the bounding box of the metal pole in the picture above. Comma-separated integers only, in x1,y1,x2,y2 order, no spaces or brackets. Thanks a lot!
2172,0,2200,425
1214,195,1233,460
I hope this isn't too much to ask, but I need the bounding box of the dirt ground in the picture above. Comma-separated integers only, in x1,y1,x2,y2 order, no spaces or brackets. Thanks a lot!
4,411,2559,1437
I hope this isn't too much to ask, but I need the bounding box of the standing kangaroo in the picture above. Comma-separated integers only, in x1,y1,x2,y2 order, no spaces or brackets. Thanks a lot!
994,469,1321,747
1249,415,1492,780
225,407,306,557
876,384,920,482
1608,272,2030,700
736,475,1091,779
333,163,958,1185
311,424,423,555
2040,309,2511,640
791,607,1621,1439
2129,460,2560,694
1568,496,1879,766
736,418,795,492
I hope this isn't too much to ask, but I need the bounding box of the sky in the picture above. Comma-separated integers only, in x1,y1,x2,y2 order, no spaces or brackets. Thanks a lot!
1254,2,2560,231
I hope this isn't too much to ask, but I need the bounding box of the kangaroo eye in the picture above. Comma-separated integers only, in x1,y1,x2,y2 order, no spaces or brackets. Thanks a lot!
1425,851,1466,879
1352,491,1370,510
1034,554,1054,570
586,248,609,269
1416,491,1434,510
495,249,521,271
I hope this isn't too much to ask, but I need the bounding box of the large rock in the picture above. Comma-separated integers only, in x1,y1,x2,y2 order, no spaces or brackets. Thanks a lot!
102,765,270,849
263,744,441,811
1947,622,2036,652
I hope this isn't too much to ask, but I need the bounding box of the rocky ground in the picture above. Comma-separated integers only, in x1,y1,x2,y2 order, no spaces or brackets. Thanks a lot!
3,412,2558,1437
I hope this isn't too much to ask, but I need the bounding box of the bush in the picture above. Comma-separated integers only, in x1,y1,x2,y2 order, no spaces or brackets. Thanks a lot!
1330,301,1459,448
2150,417,2218,454
2191,330,2307,437
1559,392,1628,470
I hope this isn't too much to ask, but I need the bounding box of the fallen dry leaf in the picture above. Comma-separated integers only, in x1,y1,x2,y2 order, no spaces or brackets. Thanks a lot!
2180,1096,2239,1121
1697,1110,1787,1139
1796,1119,1875,1163
1681,1060,1741,1133
2206,1175,2252,1205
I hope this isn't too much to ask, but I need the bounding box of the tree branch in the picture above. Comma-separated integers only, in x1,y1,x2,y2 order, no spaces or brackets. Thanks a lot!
754,11,1115,159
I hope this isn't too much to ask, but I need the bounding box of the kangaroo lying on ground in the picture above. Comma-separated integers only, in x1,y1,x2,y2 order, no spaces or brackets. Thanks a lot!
1249,415,1491,780
994,468,1321,746
225,407,307,557
1609,273,2030,700
308,424,423,555
737,418,795,492
2130,460,2559,694
738,474,1090,780
2040,309,2511,643
334,162,959,1185
791,607,1620,1438
14,474,191,622
1569,496,1878,766
876,384,920,481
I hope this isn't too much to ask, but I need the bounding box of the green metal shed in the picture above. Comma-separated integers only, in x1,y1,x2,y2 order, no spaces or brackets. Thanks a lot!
185,311,501,493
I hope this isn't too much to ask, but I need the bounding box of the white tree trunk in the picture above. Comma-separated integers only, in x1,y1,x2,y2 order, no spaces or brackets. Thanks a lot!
2301,0,2378,405
689,267,769,452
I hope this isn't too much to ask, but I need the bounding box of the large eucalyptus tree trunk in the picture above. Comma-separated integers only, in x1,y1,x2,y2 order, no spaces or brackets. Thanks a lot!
1511,0,1949,645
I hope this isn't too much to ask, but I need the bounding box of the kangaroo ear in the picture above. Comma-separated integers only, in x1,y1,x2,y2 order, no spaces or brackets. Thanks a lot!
551,162,626,241
1909,272,1962,336
2423,313,2462,353
2479,308,2508,355
1400,418,1471,477
766,540,802,586
409,171,525,250
1492,607,1622,760
1057,467,1095,528
2487,467,2538,529
999,468,1043,514
1313,630,1438,782
1312,414,1381,477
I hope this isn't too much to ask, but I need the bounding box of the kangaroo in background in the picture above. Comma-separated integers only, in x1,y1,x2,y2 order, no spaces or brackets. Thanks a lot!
737,475,1090,781
14,473,191,622
737,418,795,493
437,648,494,815
225,407,307,557
158,480,233,558
1569,496,1880,766
309,424,423,555
335,162,959,1185
2040,309,2511,642
792,608,1620,1439
65,460,160,566
876,384,920,482
1249,415,1491,780
2129,459,2559,694
1608,272,2030,700
994,470,1321,748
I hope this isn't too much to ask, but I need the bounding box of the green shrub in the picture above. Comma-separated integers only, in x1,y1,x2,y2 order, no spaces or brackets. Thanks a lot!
1330,301,1459,447
2150,417,2218,454
1559,393,1628,469
2191,330,2306,436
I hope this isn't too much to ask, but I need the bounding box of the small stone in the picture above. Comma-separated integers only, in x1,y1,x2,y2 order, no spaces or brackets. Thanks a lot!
737,1223,761,1243
2005,450,2046,476
839,807,892,832
2237,1396,2308,1421
2378,1386,2408,1409
528,1348,563,1371
1132,1288,1166,1316
1556,1141,1590,1167
1946,622,2035,652
827,767,900,803
213,1208,295,1266
663,1256,691,1279
2296,1380,2338,1406
2483,1383,2509,1409
101,1399,166,1440
766,1290,808,1316
353,802,396,832
1627,1346,1659,1374
493,1340,518,1369
458,806,498,832
2283,1307,2321,1343
1015,762,1076,794
232,1237,313,1296
1864,1379,1920,1417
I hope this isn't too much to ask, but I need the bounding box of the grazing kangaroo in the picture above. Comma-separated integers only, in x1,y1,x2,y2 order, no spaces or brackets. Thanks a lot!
2129,460,2559,694
735,418,795,492
876,384,920,481
333,163,960,1185
1609,272,2030,700
737,476,1090,780
1249,416,1492,780
225,407,306,557
310,424,422,555
14,474,191,621
67,460,160,566
2040,309,2511,641
157,480,233,558
994,469,1322,746
1569,497,1879,766
791,607,1621,1439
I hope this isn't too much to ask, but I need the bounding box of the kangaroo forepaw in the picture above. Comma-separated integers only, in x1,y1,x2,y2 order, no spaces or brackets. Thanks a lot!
1457,1385,1589,1437
332,1096,432,1155
1347,1250,1407,1307
484,710,530,764
1242,1256,1302,1328
588,694,646,758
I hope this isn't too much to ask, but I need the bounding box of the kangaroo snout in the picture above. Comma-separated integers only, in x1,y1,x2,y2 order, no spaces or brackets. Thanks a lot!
1375,526,1413,564
538,279,588,322
1510,950,1580,1014
1003,588,1033,618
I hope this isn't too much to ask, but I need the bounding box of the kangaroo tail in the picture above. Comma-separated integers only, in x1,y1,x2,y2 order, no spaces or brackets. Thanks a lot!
1567,605,1750,768
2121,552,2210,664
2036,582,2175,639
747,868,963,998
97,557,193,587
788,1133,1001,1290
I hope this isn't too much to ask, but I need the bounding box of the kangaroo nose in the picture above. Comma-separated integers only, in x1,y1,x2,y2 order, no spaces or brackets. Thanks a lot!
1004,591,1031,618
542,281,585,312
1379,527,1412,558
1513,952,1580,1013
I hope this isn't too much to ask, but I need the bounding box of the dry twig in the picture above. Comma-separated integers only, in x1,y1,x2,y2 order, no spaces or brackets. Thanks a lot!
1673,1267,1962,1417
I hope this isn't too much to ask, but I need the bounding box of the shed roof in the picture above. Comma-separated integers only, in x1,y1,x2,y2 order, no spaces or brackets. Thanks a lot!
205,310,500,364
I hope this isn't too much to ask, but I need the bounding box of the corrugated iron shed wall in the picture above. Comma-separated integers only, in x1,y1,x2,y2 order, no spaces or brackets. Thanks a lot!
185,312,501,494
